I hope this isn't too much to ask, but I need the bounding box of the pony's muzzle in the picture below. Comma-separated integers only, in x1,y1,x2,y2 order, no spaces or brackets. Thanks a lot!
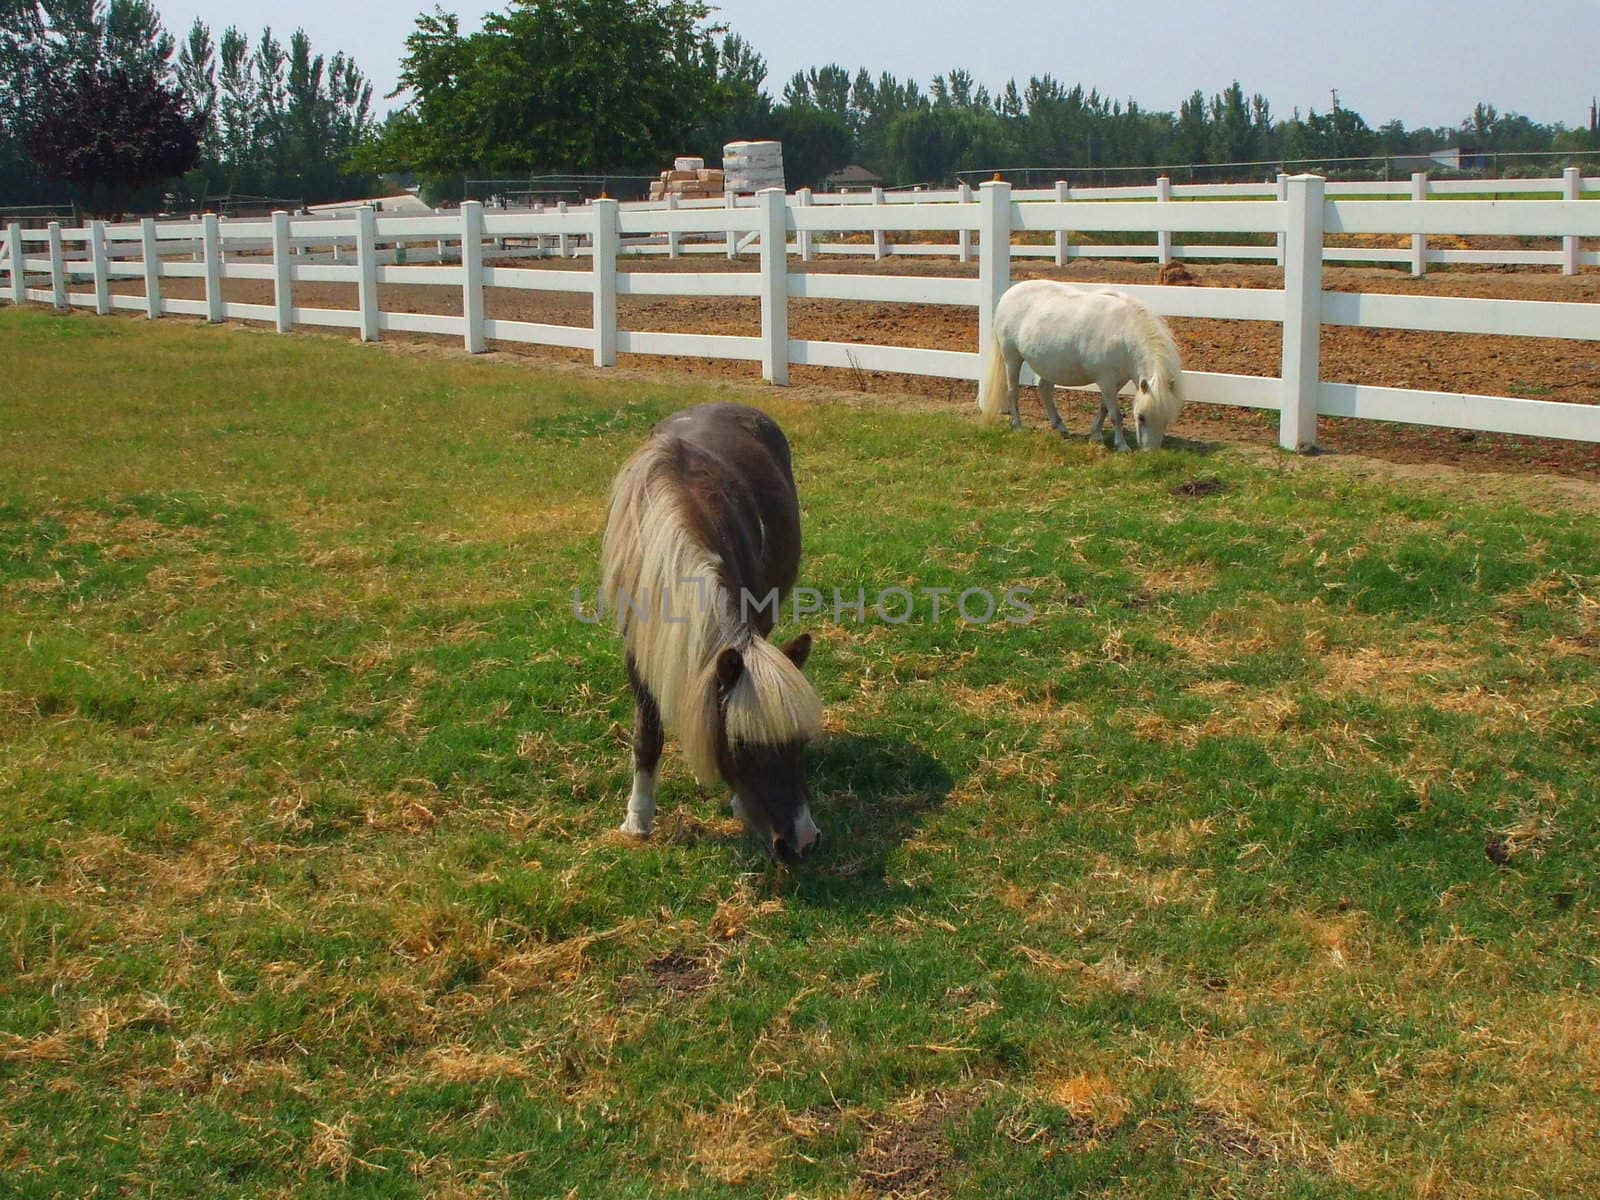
771,807,821,864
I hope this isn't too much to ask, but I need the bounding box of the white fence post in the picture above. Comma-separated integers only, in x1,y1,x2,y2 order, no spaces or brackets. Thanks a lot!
592,197,618,366
977,179,1012,402
1563,166,1582,275
140,218,161,319
558,201,571,258
270,211,292,333
47,222,66,309
797,188,815,263
1156,176,1173,265
666,194,681,259
461,201,486,353
957,181,973,264
1054,179,1070,267
189,213,202,262
1279,174,1326,453
758,187,789,386
1410,172,1428,277
89,220,110,315
202,214,223,322
1274,173,1288,268
356,205,380,342
726,192,738,260
5,222,21,305
871,186,887,260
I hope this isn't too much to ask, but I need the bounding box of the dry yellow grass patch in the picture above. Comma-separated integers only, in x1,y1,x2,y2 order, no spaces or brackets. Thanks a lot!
944,681,1085,730
1291,909,1372,972
1163,1030,1333,1170
683,1093,785,1186
1134,816,1218,859
365,789,440,834
710,886,785,942
1139,562,1218,597
421,1045,533,1083
1135,690,1302,749
473,500,598,545
1315,641,1465,696
1044,1072,1132,1134
305,1115,378,1183
1161,613,1279,668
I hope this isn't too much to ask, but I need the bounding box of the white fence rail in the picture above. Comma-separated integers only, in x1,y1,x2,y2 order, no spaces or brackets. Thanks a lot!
4,175,1600,451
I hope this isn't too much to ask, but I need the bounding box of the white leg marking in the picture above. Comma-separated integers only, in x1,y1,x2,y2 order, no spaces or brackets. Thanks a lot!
619,767,657,837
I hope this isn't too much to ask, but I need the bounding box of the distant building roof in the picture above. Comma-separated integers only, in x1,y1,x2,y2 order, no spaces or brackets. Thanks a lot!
306,193,435,216
825,164,883,187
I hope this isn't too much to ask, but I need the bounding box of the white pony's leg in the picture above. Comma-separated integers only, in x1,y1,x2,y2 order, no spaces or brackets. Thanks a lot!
1037,379,1068,435
1100,381,1132,452
1089,399,1107,442
1005,351,1025,429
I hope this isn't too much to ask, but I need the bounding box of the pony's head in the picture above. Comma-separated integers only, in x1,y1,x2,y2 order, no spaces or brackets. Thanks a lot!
1133,370,1184,450
683,632,823,865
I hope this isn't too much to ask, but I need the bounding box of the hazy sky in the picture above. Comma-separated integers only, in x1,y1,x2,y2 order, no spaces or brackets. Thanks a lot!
154,1,1599,130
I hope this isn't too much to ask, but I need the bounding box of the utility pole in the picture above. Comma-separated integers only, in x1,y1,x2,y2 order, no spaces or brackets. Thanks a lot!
1330,88,1340,112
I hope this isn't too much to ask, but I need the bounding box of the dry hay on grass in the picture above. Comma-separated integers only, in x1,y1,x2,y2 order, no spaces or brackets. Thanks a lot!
420,1045,534,1083
1042,1073,1133,1138
683,1092,787,1186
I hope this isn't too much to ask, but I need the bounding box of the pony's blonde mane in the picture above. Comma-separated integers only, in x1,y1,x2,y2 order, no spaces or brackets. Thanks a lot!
1125,300,1185,428
600,439,821,786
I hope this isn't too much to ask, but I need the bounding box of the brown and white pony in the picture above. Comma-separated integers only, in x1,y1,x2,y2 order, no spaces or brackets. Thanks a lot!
600,403,824,864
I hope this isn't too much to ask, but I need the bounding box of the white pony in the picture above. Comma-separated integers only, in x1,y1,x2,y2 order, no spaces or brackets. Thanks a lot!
978,280,1185,450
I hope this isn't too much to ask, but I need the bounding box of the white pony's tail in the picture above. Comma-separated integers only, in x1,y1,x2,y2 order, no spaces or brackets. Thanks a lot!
977,333,1009,423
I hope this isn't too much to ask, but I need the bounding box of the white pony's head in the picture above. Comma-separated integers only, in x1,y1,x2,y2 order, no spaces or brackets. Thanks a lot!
1124,298,1186,450
1133,369,1184,450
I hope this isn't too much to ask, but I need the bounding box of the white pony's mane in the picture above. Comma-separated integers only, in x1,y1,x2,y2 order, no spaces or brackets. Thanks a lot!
1122,298,1185,428
600,439,821,786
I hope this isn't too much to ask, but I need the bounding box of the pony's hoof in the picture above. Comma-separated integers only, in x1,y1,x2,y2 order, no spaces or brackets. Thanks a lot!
618,816,653,839
1114,444,1132,454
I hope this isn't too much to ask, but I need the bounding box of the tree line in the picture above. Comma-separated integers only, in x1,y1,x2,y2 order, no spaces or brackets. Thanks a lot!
2,0,377,214
5,0,1593,216
372,1,1598,195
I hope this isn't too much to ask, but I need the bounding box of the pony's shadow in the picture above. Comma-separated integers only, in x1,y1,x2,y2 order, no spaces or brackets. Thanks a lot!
790,733,954,911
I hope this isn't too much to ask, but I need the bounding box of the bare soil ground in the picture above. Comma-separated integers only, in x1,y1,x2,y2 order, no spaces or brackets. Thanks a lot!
107,252,1600,477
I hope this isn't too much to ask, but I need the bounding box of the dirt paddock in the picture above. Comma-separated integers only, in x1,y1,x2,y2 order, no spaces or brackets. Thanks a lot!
105,252,1600,477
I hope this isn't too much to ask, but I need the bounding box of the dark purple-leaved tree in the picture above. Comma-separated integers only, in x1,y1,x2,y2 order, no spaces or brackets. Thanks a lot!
25,64,203,216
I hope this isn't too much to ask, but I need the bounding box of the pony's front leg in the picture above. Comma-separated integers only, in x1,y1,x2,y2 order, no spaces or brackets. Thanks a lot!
1037,379,1069,436
620,661,662,837
1089,399,1107,442
1099,383,1132,452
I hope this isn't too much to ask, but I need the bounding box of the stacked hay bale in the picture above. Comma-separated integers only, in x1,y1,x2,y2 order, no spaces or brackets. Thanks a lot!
648,156,726,201
722,141,785,193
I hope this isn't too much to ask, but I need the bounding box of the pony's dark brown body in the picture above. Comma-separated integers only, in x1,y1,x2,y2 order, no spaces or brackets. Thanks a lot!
649,403,801,630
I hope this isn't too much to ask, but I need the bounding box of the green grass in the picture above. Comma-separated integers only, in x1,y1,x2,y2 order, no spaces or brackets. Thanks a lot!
1,306,1597,1198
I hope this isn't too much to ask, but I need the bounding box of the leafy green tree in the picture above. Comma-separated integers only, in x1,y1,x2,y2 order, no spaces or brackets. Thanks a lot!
381,0,734,177
885,106,1015,184
1172,89,1210,163
769,104,851,188
26,62,201,215
1207,82,1254,164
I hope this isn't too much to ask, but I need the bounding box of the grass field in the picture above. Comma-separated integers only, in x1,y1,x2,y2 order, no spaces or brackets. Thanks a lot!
1,306,1597,1199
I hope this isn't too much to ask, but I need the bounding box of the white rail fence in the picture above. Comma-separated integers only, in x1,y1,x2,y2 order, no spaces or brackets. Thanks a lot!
617,169,1600,276
4,176,1600,451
